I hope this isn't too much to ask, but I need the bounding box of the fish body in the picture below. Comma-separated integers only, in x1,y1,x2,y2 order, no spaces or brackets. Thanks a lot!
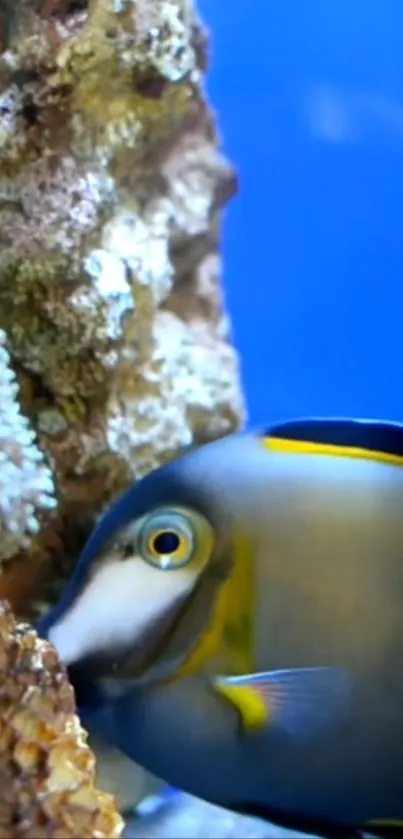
86,730,168,816
38,417,403,838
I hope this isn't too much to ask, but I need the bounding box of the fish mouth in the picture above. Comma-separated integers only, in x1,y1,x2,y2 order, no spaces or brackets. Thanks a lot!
40,580,206,697
73,594,193,687
41,587,194,696
65,560,227,696
41,546,198,681
40,537,232,694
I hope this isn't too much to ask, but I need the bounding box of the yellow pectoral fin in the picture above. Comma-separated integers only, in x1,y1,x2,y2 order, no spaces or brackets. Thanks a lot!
213,666,352,739
215,682,269,732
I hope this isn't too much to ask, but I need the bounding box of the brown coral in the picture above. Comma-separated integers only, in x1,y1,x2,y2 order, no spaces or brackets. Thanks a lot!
0,0,245,821
0,0,244,594
0,599,124,839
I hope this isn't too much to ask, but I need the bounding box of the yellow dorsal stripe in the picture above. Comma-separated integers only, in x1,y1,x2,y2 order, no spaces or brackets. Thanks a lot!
262,435,403,468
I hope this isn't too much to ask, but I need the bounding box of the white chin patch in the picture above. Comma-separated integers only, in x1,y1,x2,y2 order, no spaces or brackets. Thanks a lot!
48,556,195,666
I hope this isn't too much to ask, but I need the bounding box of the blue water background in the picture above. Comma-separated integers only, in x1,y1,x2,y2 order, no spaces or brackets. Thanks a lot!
199,1,403,428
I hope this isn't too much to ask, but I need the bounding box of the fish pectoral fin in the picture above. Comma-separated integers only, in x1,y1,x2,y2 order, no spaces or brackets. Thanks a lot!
365,819,403,837
213,679,268,731
213,666,352,737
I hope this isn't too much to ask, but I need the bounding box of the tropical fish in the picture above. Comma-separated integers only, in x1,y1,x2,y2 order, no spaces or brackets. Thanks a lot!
39,417,403,838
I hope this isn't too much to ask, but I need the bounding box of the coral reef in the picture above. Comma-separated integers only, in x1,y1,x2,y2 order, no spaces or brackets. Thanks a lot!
0,0,245,829
0,330,56,564
0,0,244,601
0,599,123,838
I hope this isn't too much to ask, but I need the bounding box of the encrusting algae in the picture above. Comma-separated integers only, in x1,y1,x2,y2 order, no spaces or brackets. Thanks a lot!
0,599,123,839
0,0,244,602
0,0,245,831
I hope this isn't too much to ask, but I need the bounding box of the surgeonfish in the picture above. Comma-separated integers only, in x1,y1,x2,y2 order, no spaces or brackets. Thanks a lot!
38,417,403,838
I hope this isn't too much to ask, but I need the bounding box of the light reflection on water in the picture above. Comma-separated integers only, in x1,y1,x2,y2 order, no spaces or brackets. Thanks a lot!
303,82,403,148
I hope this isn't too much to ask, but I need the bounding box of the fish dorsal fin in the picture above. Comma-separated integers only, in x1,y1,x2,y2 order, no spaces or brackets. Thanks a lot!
263,417,403,468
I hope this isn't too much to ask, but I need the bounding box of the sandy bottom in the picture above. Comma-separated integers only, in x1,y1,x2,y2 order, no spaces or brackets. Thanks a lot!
124,793,317,839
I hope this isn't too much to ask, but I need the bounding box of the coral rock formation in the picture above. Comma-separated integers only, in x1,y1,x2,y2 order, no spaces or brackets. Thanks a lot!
0,330,56,565
0,0,245,827
0,599,123,838
0,0,245,597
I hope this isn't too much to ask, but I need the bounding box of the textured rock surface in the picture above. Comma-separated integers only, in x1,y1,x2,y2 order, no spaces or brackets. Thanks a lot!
0,0,245,601
0,599,123,838
0,0,249,832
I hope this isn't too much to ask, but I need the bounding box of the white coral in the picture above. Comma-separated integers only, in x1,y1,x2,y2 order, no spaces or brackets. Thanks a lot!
0,331,57,563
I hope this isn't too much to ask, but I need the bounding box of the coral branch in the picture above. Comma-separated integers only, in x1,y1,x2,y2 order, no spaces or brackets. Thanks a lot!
0,330,56,565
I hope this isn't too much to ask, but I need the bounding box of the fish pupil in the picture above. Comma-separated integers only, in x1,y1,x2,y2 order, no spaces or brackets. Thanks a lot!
153,531,180,555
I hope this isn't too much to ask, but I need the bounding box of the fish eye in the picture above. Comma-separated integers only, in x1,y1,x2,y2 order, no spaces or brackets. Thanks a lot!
150,531,181,555
139,509,199,570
